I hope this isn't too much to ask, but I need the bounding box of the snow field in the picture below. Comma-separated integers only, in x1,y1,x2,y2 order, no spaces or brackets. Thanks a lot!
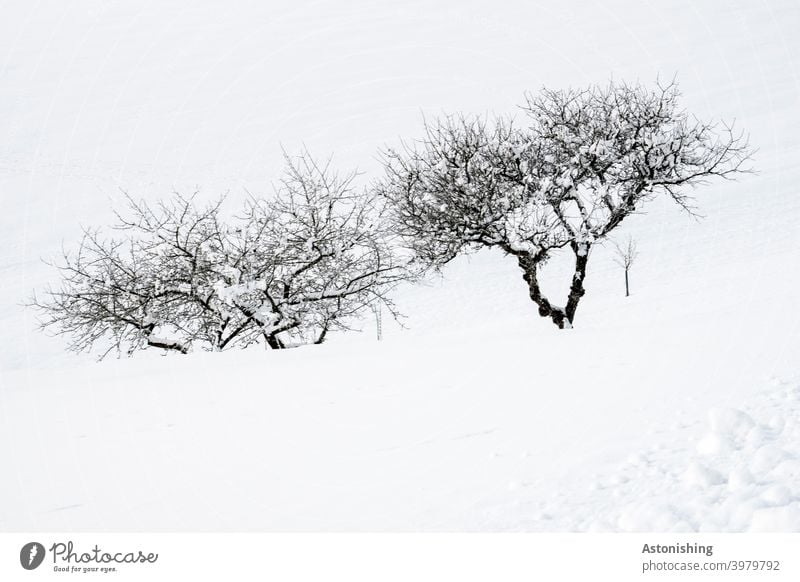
1,0,799,532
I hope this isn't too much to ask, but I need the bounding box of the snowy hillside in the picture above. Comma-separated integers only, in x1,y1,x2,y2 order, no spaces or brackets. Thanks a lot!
1,0,799,531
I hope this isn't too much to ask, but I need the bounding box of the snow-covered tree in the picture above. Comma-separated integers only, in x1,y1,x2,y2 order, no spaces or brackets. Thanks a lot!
33,152,408,358
379,80,752,328
235,152,408,348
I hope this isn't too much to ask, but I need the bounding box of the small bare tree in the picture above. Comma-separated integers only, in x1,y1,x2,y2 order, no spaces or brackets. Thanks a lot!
612,236,638,297
32,152,410,358
380,80,753,328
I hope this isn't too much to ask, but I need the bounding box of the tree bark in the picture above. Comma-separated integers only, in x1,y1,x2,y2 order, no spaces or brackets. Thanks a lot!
146,337,189,354
516,243,590,329
564,242,590,326
265,334,285,349
516,253,568,329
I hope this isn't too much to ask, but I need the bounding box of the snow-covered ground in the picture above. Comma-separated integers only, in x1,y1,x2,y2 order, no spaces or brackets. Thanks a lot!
1,0,799,531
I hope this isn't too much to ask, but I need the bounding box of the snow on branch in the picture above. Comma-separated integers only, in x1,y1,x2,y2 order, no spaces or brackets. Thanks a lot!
31,152,413,358
379,79,753,328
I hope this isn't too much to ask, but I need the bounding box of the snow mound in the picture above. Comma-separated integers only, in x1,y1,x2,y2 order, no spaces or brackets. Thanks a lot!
556,379,800,532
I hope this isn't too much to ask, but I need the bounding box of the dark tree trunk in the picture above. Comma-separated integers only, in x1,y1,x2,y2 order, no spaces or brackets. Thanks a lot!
516,242,590,329
564,242,590,326
146,338,189,354
624,268,630,297
516,253,568,329
314,324,330,345
265,334,285,349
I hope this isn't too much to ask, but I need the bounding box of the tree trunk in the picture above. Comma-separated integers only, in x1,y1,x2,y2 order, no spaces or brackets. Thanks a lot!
146,338,189,354
564,242,590,326
516,243,590,329
516,253,568,329
314,324,330,345
265,334,285,349
624,268,629,297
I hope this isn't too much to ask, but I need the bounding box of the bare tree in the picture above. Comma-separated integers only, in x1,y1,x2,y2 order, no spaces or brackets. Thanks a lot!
239,151,409,348
32,152,410,358
612,236,638,297
380,80,753,328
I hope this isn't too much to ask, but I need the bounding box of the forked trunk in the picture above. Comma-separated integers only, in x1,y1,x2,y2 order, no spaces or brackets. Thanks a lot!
516,242,590,329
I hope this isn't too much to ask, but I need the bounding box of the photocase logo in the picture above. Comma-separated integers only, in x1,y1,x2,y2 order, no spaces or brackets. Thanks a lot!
20,542,46,570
